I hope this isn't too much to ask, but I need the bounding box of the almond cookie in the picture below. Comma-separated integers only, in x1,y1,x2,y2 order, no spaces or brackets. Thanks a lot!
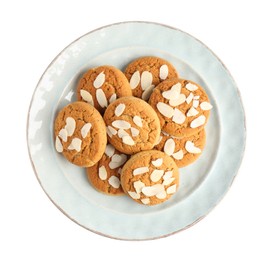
86,144,128,195
124,56,178,101
54,101,107,167
148,78,213,138
103,96,161,155
77,65,132,114
120,150,179,206
154,129,206,167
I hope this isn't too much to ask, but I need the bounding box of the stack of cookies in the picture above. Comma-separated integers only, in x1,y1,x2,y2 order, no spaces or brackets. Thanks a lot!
54,56,212,206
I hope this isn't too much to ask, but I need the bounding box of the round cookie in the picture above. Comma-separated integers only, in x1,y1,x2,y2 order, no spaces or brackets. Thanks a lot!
154,129,206,167
77,65,132,114
124,56,178,101
103,96,161,155
120,150,179,206
148,78,213,138
86,144,128,195
54,101,107,167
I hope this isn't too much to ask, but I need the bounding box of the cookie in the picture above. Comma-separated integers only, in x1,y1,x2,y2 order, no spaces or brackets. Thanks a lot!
86,144,128,195
154,129,206,167
124,56,178,101
103,96,161,155
77,65,132,114
120,150,179,206
54,101,107,167
148,78,213,138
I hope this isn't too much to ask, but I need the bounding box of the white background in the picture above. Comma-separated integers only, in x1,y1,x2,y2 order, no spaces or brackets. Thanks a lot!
1,0,272,259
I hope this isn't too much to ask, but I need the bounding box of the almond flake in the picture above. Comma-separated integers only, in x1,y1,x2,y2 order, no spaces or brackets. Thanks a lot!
142,184,164,197
151,158,163,167
133,167,149,176
111,154,127,164
186,93,194,104
67,138,82,152
141,71,153,90
141,198,150,205
162,89,178,100
187,107,199,117
163,171,173,180
190,115,206,128
200,101,213,110
98,166,107,180
186,82,198,91
193,100,199,108
105,144,115,157
133,180,145,194
118,129,129,138
122,135,135,145
96,89,108,108
128,191,140,199
108,126,117,135
156,190,167,199
112,120,131,129
157,102,174,118
185,141,201,154
109,93,117,103
150,169,164,182
166,184,177,194
172,149,184,160
80,89,94,105
115,103,126,117
55,136,63,153
109,161,125,169
108,176,120,189
159,64,169,80
106,127,113,138
169,94,186,106
130,127,139,137
118,168,122,174
58,128,68,142
172,108,186,124
163,177,175,186
129,71,140,89
155,135,163,145
81,123,92,138
193,95,200,100
164,138,175,156
142,84,154,101
133,116,142,127
93,71,105,88
65,117,76,136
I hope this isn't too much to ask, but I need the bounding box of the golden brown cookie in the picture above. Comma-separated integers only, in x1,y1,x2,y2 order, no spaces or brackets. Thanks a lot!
120,150,179,206
154,129,206,167
148,78,212,138
124,56,178,101
54,101,107,167
86,144,128,195
77,65,132,114
103,96,161,155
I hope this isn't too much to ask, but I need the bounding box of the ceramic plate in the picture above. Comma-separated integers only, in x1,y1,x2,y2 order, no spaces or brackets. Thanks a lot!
27,22,246,240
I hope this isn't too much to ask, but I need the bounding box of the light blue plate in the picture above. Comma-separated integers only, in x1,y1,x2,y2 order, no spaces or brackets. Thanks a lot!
27,22,246,240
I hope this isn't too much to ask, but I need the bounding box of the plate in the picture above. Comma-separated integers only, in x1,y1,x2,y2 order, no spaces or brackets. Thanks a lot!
27,21,246,240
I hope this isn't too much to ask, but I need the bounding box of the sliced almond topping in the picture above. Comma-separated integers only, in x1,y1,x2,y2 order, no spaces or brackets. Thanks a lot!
112,120,131,129
163,177,175,186
105,144,115,157
133,167,149,176
128,191,140,199
190,115,206,128
93,71,105,88
98,166,107,180
122,135,135,146
117,129,129,138
185,141,201,154
115,103,126,117
96,89,108,108
159,64,169,80
109,93,117,104
186,93,194,104
156,190,167,199
142,184,164,197
55,136,63,153
133,116,142,127
150,169,165,182
108,176,120,189
157,102,174,118
81,123,92,138
166,184,177,194
172,108,186,124
164,138,175,156
106,127,113,138
200,101,213,110
109,161,125,169
151,158,163,167
129,71,140,90
140,71,153,90
193,95,200,100
186,82,198,91
172,149,184,160
111,154,127,164
67,138,82,152
162,89,178,100
58,128,68,142
187,107,199,117
169,94,186,106
193,100,199,108
117,168,122,174
155,135,163,145
163,171,173,180
80,89,94,105
65,117,76,136
141,198,150,205
107,126,117,137
171,83,182,93
133,180,145,194
142,84,154,101
130,127,139,137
